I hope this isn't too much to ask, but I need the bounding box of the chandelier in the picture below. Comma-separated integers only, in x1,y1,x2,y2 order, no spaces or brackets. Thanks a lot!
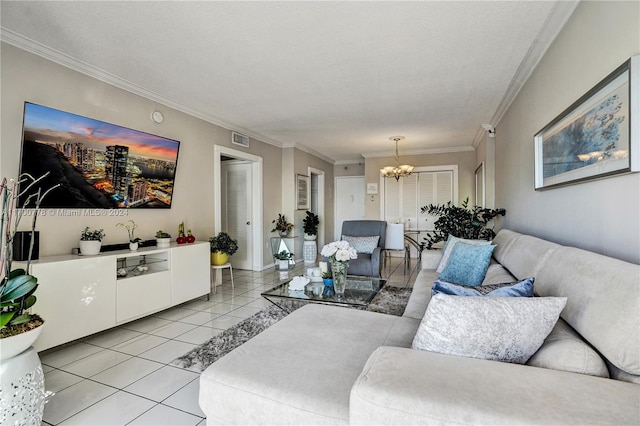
380,136,414,181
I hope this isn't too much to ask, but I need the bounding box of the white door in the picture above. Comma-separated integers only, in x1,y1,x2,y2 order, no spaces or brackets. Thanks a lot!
221,161,252,270
334,176,365,240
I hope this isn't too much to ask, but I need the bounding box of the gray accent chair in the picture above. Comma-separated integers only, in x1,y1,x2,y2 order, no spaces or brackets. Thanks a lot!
340,220,387,277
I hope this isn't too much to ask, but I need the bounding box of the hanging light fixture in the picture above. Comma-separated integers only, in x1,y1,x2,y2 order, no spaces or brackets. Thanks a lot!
380,136,414,181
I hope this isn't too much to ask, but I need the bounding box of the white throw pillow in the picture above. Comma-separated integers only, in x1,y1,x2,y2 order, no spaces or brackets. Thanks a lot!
341,235,380,254
412,293,567,364
436,235,492,273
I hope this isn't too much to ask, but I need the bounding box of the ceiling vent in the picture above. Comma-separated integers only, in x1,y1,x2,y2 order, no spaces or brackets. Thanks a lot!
232,132,249,148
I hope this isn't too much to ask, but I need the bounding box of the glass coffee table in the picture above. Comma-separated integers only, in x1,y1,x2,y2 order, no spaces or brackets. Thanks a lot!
261,275,387,313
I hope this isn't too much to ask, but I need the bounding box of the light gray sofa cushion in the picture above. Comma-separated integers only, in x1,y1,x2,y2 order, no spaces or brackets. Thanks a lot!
351,346,640,425
412,293,566,364
536,246,640,376
199,304,415,425
527,318,609,378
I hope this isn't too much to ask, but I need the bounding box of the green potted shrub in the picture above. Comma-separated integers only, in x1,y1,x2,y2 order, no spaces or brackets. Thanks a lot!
155,230,171,248
209,232,239,265
271,213,293,237
420,197,506,249
302,211,319,240
79,227,105,255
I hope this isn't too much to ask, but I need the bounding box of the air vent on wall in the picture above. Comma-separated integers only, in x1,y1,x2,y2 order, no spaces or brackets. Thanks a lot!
232,132,249,148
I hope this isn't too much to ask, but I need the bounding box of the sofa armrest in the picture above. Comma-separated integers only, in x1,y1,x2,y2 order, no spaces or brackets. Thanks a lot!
350,346,639,425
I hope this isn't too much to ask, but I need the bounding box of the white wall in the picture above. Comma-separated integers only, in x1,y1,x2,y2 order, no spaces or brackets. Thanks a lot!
495,1,640,263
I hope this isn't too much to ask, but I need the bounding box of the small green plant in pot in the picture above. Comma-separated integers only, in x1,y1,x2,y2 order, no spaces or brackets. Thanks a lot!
209,232,238,265
155,230,171,248
79,227,105,256
271,213,293,237
274,250,292,270
302,211,319,240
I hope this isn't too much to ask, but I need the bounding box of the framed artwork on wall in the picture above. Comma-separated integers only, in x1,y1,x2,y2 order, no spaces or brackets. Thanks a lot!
534,56,639,190
296,174,310,210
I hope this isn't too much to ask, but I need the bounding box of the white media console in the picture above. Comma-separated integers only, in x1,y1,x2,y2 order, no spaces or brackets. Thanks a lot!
19,241,211,352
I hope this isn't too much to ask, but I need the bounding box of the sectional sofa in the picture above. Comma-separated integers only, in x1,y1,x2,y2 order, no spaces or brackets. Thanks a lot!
199,229,640,425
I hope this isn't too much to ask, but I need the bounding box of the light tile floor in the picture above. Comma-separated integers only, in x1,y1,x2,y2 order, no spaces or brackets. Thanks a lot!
39,256,417,425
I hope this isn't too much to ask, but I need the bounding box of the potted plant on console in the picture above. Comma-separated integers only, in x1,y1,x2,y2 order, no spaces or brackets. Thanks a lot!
117,220,142,251
271,213,293,237
1,174,57,424
79,227,105,256
155,230,171,248
209,231,238,266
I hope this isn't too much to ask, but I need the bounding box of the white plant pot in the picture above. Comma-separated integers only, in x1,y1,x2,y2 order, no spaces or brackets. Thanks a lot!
304,233,317,241
129,242,139,251
79,240,101,256
278,259,289,270
0,324,44,361
156,238,171,248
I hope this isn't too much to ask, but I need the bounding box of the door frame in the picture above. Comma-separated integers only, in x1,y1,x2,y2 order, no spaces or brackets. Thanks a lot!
308,167,325,250
214,145,263,271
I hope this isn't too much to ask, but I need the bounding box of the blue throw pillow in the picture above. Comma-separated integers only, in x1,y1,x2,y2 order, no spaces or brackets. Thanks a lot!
439,242,495,286
432,277,535,297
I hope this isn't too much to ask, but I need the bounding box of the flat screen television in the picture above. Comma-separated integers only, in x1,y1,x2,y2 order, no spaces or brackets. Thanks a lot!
19,102,180,209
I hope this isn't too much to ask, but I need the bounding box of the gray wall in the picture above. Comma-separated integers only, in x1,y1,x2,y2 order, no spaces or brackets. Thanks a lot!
0,43,323,268
495,1,640,263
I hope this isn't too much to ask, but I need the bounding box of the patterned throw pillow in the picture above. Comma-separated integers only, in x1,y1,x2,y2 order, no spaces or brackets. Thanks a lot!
341,235,380,254
432,277,535,297
439,242,495,287
436,235,492,273
412,293,567,364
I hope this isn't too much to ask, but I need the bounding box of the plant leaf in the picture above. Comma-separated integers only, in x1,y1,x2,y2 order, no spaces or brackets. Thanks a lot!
1,274,38,302
0,311,16,327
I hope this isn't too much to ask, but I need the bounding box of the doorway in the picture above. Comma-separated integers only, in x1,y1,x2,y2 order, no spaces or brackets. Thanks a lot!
334,176,365,240
214,145,263,271
308,167,325,250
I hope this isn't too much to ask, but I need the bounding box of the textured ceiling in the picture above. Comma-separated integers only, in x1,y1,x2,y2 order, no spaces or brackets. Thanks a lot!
0,1,575,162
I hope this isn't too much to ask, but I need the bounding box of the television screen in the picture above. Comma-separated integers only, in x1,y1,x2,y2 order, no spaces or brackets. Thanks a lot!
19,102,180,208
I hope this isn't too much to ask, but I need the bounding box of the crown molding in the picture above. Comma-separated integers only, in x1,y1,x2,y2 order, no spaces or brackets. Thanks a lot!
362,145,474,159
472,0,580,148
0,28,287,149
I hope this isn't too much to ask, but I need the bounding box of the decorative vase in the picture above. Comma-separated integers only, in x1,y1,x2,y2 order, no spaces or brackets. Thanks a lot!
211,251,229,266
156,238,171,248
278,230,290,237
322,278,335,297
79,240,101,256
303,240,317,265
331,261,348,298
129,242,138,251
304,233,317,241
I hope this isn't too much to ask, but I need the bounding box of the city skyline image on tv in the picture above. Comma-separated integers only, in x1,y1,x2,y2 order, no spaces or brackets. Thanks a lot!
19,102,180,209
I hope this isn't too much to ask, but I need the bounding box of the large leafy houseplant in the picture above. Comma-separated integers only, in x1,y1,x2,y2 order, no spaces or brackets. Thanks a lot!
420,197,506,250
1,174,57,338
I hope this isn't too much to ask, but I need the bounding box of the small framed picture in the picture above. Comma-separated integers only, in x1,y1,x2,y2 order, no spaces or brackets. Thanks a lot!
366,183,378,195
296,174,310,210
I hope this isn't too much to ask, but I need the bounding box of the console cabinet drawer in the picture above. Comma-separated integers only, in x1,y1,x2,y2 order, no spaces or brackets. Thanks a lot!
116,270,171,323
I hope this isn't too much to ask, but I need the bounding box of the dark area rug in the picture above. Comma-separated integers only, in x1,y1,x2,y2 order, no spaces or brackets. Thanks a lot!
172,285,412,371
